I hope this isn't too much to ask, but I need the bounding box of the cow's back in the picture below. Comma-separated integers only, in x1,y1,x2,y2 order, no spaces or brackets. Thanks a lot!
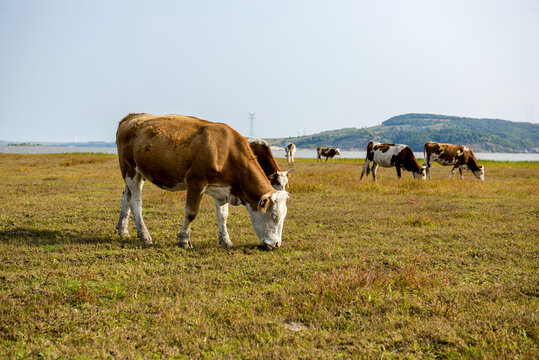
116,113,248,190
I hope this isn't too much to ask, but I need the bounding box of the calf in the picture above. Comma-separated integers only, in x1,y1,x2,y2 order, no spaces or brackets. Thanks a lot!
317,146,340,162
285,143,296,164
360,141,426,181
246,137,291,190
423,142,484,180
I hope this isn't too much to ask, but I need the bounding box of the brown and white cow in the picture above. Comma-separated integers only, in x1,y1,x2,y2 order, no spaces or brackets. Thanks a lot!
423,142,484,180
360,141,426,181
246,137,292,190
285,143,296,164
317,146,341,162
116,113,289,250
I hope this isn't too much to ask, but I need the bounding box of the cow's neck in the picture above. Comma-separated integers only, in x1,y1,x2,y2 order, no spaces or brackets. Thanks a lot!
466,154,480,171
232,159,275,209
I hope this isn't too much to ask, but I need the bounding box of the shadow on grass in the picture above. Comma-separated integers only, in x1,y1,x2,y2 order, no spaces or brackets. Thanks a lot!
0,227,273,253
0,227,127,247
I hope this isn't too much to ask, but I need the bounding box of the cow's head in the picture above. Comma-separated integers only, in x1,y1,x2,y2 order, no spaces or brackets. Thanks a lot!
268,169,294,190
473,165,485,181
414,165,427,180
335,148,341,155
246,190,288,250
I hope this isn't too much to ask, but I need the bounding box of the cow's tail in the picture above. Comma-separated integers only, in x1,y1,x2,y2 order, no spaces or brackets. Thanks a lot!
366,141,374,157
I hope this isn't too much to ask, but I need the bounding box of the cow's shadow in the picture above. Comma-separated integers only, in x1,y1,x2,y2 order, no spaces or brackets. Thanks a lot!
0,227,273,252
0,227,124,247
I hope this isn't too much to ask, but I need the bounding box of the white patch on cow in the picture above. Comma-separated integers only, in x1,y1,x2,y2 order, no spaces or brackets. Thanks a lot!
246,137,269,146
246,191,288,249
371,144,407,167
201,185,231,203
124,172,152,244
273,171,289,190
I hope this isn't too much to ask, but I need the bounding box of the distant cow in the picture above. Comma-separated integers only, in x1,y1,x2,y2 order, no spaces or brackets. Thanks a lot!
116,113,289,250
246,137,292,190
317,146,341,162
360,141,426,181
285,143,296,164
423,142,484,180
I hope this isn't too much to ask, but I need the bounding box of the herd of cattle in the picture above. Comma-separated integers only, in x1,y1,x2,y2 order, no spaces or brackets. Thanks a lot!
116,113,485,250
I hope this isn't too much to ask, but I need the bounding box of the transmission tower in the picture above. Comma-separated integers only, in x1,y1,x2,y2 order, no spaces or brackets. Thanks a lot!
248,113,256,137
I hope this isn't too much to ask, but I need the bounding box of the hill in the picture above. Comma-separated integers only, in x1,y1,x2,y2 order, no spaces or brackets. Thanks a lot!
265,113,539,153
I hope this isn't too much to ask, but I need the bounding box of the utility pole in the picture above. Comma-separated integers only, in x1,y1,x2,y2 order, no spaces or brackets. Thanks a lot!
248,113,256,137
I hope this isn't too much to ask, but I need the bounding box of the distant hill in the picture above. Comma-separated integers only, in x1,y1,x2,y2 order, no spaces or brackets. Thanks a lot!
265,113,539,153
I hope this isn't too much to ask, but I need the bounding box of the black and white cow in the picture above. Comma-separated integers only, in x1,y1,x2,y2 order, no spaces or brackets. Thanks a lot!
360,141,426,181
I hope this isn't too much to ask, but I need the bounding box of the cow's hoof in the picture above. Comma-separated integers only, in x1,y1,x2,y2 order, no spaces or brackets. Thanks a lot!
219,233,233,249
178,233,192,248
117,230,130,237
220,241,233,249
259,243,275,251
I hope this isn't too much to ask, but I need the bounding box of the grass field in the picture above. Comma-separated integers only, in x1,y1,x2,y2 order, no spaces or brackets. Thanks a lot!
0,154,537,359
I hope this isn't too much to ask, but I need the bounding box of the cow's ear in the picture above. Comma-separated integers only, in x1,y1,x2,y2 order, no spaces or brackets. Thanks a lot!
259,195,271,213
284,169,294,178
268,173,277,183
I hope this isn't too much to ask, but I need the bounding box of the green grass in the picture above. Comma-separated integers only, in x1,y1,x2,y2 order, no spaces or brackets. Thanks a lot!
0,154,538,358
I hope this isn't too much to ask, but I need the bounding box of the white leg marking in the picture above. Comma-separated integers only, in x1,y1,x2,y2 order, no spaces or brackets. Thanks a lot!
125,173,152,244
116,186,131,236
213,200,233,248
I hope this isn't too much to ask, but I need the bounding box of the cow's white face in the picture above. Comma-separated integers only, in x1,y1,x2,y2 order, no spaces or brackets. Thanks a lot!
246,191,288,250
414,166,427,180
269,170,293,190
335,148,341,155
474,165,485,181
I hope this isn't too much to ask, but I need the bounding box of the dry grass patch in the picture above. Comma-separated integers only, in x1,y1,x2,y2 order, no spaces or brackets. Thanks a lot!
0,154,538,358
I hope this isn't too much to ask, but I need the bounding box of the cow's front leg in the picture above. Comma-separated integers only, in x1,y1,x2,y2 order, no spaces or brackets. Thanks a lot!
213,201,233,248
125,172,152,244
116,186,131,237
395,165,402,179
178,187,203,248
448,166,458,178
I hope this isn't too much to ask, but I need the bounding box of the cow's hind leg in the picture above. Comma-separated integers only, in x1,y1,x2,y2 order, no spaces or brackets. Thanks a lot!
372,163,378,181
178,187,203,248
116,186,131,236
360,160,371,180
459,167,464,179
213,201,233,248
125,172,152,244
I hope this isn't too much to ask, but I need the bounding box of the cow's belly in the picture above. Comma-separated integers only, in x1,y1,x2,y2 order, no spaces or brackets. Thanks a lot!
136,162,188,191
432,155,456,166
372,153,394,167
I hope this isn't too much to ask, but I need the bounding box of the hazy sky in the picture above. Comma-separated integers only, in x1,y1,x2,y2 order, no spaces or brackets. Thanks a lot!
1,0,538,142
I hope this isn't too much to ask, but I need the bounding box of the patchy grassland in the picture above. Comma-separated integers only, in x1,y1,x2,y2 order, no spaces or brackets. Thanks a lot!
0,154,537,359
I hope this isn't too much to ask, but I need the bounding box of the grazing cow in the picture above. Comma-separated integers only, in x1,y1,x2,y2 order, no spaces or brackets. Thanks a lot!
246,137,292,190
116,113,289,250
423,142,484,180
285,143,296,164
360,141,426,181
317,146,341,162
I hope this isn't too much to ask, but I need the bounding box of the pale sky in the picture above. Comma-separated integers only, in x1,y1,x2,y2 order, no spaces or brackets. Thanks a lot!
1,0,538,142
